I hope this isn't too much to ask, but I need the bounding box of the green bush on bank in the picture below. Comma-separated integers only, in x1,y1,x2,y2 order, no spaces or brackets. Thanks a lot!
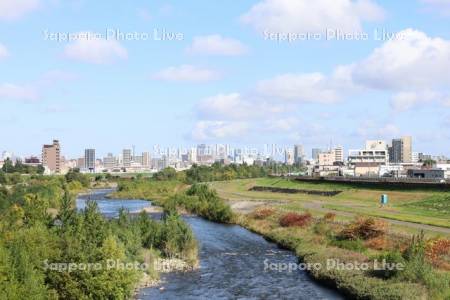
182,184,233,223
0,175,198,299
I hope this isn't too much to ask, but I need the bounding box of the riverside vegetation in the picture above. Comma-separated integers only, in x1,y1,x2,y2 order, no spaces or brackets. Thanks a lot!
0,170,198,299
113,164,450,300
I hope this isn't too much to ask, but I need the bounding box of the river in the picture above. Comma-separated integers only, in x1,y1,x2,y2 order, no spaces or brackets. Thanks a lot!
76,190,342,300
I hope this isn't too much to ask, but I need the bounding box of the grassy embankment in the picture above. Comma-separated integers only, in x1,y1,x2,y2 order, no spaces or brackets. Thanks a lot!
112,178,450,299
214,178,450,299
211,178,450,230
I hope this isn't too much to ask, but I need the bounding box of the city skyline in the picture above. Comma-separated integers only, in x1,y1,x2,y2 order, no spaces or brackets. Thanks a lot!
1,1,450,157
0,135,448,161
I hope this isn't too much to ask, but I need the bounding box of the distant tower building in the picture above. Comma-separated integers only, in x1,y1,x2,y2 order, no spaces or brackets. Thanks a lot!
103,153,117,169
42,139,61,174
389,137,412,163
284,148,294,165
293,144,304,164
189,148,197,163
197,144,207,160
142,152,151,167
402,136,412,163
389,139,403,163
311,148,322,161
333,146,344,163
122,149,132,167
84,149,96,172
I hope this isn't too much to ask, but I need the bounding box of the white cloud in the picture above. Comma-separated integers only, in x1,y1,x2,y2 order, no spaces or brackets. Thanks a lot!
152,65,220,82
0,0,40,21
187,35,248,56
352,29,450,90
377,124,400,137
256,73,341,103
390,90,440,112
266,118,300,131
64,32,128,64
352,120,401,139
197,93,285,120
421,0,450,15
241,0,384,34
0,44,9,60
191,121,249,140
0,83,38,101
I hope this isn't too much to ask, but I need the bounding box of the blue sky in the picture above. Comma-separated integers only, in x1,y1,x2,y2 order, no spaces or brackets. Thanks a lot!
0,0,449,158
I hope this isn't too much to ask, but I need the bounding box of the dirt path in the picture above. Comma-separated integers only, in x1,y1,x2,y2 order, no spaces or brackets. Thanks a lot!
219,189,450,235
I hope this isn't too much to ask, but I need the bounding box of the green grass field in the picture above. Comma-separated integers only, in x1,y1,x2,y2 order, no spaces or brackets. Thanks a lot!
210,178,450,233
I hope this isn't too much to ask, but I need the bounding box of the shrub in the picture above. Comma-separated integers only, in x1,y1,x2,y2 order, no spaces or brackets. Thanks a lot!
313,220,333,237
373,250,405,279
323,212,336,222
279,212,312,228
252,207,275,219
425,238,450,270
339,217,387,240
330,238,366,252
178,184,233,223
365,236,389,250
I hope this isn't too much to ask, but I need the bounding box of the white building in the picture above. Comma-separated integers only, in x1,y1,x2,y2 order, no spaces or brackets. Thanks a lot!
436,163,450,179
284,149,294,165
348,140,389,176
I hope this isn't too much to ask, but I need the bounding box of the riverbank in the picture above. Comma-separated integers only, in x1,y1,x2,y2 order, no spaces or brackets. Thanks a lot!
76,189,200,298
110,178,450,299
210,178,450,230
236,213,431,299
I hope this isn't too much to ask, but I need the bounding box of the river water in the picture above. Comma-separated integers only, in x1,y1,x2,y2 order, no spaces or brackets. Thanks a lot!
76,190,342,300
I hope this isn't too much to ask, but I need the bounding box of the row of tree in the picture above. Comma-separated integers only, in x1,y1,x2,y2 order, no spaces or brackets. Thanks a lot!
152,162,304,184
1,158,45,175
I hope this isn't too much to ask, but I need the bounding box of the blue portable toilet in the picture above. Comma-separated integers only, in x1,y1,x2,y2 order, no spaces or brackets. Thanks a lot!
380,194,388,205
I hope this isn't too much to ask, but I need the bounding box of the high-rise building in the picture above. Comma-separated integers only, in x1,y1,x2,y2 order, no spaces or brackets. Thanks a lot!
188,148,197,163
284,148,294,165
197,144,208,160
42,139,61,173
389,136,412,163
123,149,132,167
312,148,322,161
389,139,403,163
402,136,412,163
293,144,304,164
133,155,143,165
103,153,117,169
84,149,96,172
334,146,344,163
142,152,151,167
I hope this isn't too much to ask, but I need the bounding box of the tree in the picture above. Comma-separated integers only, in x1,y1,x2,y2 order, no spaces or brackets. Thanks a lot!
37,165,45,175
1,158,14,173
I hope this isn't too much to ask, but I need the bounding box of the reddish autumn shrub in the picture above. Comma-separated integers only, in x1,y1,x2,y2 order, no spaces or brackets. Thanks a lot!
323,212,336,222
426,238,450,270
365,236,389,250
253,207,276,219
339,217,387,240
279,212,312,228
